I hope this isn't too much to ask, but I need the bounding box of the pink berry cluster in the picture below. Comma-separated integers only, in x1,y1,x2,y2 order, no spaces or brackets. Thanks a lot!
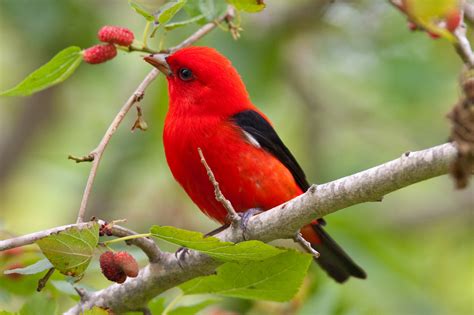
83,26,135,64
99,251,139,283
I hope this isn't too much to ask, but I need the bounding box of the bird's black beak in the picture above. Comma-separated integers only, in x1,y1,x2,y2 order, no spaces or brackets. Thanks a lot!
144,54,172,76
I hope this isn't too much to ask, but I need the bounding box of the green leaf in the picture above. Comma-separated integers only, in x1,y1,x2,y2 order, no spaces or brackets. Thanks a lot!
168,299,218,315
156,0,187,25
227,0,265,13
150,225,284,262
36,222,99,277
3,258,53,276
165,14,206,30
19,295,57,315
0,46,82,97
0,311,16,315
180,250,312,301
82,307,110,315
148,297,166,314
198,0,227,21
128,0,155,21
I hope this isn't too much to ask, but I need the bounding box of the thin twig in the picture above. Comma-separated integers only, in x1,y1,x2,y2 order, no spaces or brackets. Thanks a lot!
37,267,55,292
166,6,235,53
0,221,96,251
74,5,236,224
0,220,161,264
74,69,158,224
293,232,320,258
197,148,240,224
453,21,474,68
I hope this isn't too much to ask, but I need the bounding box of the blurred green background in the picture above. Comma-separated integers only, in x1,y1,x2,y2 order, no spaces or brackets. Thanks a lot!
0,0,473,314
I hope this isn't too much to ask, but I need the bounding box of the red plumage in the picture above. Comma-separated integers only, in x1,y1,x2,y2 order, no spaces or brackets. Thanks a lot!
146,47,366,283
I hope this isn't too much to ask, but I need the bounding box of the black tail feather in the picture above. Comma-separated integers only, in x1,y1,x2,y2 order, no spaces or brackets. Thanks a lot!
310,223,366,283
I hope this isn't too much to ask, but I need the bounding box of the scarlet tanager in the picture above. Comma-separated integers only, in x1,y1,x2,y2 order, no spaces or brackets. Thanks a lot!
145,47,366,283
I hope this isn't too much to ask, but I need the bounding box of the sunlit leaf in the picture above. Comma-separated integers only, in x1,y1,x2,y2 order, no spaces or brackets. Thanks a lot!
3,258,53,275
150,225,284,262
36,222,99,277
155,0,187,25
180,250,312,301
227,0,265,13
0,46,82,97
129,0,155,21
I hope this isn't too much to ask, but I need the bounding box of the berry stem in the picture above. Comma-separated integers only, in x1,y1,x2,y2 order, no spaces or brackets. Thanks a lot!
142,21,152,48
103,233,152,246
117,44,159,54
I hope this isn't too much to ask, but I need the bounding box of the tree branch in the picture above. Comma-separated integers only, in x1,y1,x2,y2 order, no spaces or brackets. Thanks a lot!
73,6,236,224
65,142,458,314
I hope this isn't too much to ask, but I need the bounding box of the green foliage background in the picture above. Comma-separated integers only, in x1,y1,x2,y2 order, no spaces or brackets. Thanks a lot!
0,0,472,314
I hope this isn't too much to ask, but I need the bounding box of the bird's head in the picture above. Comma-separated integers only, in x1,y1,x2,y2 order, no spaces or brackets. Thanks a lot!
144,46,252,117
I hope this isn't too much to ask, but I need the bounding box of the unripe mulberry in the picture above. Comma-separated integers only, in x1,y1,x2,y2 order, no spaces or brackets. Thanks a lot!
99,251,126,283
115,251,139,278
98,26,134,46
83,44,117,64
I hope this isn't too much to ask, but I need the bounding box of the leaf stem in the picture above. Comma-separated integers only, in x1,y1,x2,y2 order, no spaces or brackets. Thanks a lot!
103,233,151,246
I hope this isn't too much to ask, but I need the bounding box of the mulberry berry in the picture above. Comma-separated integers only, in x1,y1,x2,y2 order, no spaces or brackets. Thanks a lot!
98,26,134,47
82,44,117,64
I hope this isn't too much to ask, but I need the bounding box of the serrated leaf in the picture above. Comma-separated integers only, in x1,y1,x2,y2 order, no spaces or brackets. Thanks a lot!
198,0,227,21
150,225,284,262
180,250,312,301
155,0,187,25
165,14,206,30
0,46,82,97
129,0,155,21
36,222,99,277
168,299,218,315
82,307,109,315
227,0,265,13
3,258,53,275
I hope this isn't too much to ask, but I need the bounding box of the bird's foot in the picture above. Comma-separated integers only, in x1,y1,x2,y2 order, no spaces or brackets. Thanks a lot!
174,247,191,269
238,208,263,240
293,231,320,258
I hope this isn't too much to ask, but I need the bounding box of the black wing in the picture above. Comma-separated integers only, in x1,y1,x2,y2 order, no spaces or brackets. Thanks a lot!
231,109,310,191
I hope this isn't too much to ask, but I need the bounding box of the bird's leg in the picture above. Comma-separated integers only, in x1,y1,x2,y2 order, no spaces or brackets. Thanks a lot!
294,232,320,258
174,224,230,268
238,208,263,240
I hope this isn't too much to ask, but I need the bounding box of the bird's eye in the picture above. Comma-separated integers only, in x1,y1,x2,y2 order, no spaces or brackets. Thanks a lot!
178,68,193,81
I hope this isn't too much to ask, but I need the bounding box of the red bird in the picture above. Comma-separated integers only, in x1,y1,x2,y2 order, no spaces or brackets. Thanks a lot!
145,47,366,283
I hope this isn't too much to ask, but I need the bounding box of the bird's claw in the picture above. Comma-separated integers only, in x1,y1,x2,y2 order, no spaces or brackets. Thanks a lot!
238,208,262,240
174,247,191,269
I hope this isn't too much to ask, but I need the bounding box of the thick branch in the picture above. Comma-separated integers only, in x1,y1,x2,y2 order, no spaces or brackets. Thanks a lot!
66,143,458,314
